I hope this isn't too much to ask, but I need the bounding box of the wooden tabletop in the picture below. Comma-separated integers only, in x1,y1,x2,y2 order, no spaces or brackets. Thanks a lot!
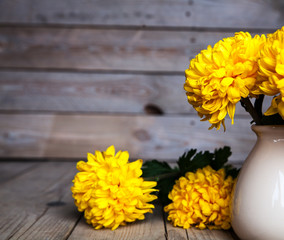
0,161,239,240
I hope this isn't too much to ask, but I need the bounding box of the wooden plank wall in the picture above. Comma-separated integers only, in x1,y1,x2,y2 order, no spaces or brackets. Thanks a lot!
0,0,283,163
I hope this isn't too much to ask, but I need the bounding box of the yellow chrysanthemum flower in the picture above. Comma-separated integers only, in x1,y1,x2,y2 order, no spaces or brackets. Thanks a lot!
164,166,235,230
71,145,157,230
253,26,284,119
184,32,266,130
265,95,284,118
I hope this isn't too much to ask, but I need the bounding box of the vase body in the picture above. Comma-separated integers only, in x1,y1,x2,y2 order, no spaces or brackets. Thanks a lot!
232,125,284,240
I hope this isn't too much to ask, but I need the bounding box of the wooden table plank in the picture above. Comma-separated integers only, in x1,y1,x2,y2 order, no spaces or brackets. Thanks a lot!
68,204,166,240
0,0,282,29
0,27,237,72
0,162,37,184
165,211,236,240
0,162,80,239
0,70,192,115
165,217,189,240
0,70,264,116
13,163,81,239
186,228,236,240
0,162,238,239
0,113,255,162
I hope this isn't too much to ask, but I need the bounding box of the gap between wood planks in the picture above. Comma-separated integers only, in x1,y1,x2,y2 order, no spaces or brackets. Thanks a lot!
0,22,277,33
0,66,185,75
64,214,83,240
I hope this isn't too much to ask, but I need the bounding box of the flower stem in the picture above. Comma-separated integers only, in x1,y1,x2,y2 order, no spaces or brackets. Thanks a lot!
240,97,262,125
254,94,264,120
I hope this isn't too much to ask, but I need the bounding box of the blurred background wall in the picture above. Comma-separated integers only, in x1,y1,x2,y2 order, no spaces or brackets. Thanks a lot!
0,0,283,164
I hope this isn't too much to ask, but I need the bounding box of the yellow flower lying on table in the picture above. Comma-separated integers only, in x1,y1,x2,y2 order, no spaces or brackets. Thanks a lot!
142,146,239,230
71,145,157,230
164,166,235,230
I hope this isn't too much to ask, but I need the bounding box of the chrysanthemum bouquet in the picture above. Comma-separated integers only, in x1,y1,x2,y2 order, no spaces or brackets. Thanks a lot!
184,27,284,130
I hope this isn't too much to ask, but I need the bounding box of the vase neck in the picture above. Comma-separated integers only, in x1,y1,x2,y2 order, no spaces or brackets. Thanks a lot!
252,125,284,140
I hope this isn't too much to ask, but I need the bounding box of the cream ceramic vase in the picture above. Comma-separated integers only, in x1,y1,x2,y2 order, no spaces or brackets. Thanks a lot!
232,125,284,240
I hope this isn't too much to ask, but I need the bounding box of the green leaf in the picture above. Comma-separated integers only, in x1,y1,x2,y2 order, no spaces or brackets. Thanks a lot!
141,160,176,179
142,160,180,204
142,146,239,204
177,149,196,172
178,149,213,176
210,146,232,171
224,164,240,179
156,176,177,204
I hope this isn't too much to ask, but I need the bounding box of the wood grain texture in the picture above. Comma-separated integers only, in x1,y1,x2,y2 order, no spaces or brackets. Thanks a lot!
0,162,239,240
13,164,80,240
69,204,166,240
165,218,188,240
0,113,256,162
0,27,236,72
0,162,37,184
0,162,80,240
186,228,235,240
165,214,236,240
0,70,191,114
1,70,262,116
0,69,273,116
0,0,282,29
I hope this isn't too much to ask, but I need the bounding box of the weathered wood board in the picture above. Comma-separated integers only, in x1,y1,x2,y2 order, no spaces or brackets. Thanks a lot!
0,162,80,240
0,0,282,29
166,218,236,240
0,0,279,165
0,27,236,72
1,70,262,115
0,70,191,114
69,205,166,240
0,113,256,162
0,161,239,240
0,161,37,184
